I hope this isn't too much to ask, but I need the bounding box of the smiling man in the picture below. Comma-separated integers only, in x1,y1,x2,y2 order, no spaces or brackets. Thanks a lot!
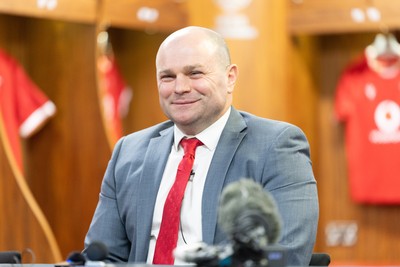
84,26,319,266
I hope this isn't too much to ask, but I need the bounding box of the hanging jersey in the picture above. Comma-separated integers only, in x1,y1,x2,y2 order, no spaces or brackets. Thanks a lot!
97,54,132,147
335,54,400,204
0,48,56,173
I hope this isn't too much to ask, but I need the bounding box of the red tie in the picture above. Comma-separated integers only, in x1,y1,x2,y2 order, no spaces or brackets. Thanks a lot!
153,138,203,264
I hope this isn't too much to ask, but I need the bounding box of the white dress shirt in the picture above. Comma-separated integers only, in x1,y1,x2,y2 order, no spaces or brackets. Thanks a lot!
147,107,231,265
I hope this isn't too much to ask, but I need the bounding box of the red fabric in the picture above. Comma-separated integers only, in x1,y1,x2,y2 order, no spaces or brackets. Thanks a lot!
153,138,203,264
334,55,400,204
97,54,132,145
0,49,56,173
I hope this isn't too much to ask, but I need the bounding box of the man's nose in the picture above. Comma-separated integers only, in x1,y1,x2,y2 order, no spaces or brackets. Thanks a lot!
174,75,191,93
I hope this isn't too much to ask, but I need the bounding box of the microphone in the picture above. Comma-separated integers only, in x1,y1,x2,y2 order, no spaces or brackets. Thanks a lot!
189,170,195,181
174,178,286,267
218,179,285,266
0,251,21,264
86,241,108,262
218,179,282,254
174,242,233,266
66,252,86,266
66,241,108,266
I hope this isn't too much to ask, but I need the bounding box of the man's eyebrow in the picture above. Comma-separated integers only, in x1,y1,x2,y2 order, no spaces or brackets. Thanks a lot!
158,69,174,76
183,64,203,72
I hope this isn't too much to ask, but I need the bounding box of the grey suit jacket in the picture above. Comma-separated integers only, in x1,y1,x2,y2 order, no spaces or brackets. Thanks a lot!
85,107,319,266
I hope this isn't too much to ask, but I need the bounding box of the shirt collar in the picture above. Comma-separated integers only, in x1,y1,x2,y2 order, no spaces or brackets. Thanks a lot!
173,107,231,152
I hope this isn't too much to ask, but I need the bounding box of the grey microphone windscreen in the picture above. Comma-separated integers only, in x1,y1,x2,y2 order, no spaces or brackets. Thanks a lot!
218,179,282,248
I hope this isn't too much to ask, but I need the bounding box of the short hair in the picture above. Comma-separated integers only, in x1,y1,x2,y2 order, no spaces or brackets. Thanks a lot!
202,27,232,66
158,26,232,68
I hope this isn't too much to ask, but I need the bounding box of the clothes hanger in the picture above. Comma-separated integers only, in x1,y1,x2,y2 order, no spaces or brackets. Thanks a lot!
365,30,400,78
97,26,113,57
96,25,115,77
366,32,400,61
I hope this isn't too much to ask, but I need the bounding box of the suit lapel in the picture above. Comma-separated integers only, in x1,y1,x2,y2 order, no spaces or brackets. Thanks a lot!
135,127,174,261
202,108,247,244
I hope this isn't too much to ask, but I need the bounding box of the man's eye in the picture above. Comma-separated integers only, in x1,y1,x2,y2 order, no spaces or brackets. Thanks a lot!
190,71,203,77
160,75,174,82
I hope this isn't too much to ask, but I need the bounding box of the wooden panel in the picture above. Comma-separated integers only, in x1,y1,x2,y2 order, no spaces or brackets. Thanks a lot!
0,13,111,260
100,0,188,32
22,18,111,259
187,0,291,121
288,0,400,35
0,0,96,24
0,127,61,263
0,14,62,263
286,36,319,164
291,32,400,264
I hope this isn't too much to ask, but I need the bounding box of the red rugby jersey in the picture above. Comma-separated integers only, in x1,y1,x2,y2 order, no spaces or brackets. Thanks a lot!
0,49,56,173
335,53,400,204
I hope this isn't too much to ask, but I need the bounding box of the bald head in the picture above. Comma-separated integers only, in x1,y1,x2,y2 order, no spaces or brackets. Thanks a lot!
156,26,231,69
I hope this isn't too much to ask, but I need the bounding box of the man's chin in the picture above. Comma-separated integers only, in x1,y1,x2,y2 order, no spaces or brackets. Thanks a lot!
174,118,194,127
170,112,195,123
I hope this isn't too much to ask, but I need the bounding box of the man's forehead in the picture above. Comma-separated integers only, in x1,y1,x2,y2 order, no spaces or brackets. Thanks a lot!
158,36,217,59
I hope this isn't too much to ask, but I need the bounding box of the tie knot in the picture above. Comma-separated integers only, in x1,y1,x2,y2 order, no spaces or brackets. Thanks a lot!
180,138,203,156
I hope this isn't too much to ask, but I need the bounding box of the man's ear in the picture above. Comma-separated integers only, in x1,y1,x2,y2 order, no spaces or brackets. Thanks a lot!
226,64,238,93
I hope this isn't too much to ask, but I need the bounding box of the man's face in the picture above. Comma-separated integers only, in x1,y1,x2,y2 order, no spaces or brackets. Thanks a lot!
156,34,236,135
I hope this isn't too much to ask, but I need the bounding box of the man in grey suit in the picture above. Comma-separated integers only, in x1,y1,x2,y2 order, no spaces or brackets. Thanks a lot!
85,26,319,266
